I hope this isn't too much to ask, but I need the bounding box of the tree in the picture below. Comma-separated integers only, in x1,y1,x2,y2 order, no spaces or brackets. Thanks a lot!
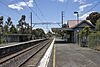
36,28,46,38
62,24,68,28
79,26,90,38
17,15,27,34
10,25,17,34
24,23,31,34
0,16,3,44
3,24,8,34
79,26,90,46
0,16,3,32
6,17,12,26
5,17,13,33
47,31,52,37
17,15,31,34
96,18,100,31
32,28,46,39
0,16,3,27
86,12,100,25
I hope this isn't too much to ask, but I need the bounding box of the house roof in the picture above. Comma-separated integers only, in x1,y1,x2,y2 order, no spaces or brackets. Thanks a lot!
67,20,81,28
73,20,95,28
52,28,73,31
67,20,95,28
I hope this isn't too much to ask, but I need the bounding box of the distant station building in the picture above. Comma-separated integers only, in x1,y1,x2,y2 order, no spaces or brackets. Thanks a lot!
52,20,95,43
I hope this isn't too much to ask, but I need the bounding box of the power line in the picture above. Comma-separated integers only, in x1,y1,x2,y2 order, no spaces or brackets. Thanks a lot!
0,11,18,24
63,0,70,21
64,0,69,15
22,0,43,22
0,1,20,15
0,14,18,25
33,0,47,21
84,1,100,14
14,0,19,3
0,12,9,17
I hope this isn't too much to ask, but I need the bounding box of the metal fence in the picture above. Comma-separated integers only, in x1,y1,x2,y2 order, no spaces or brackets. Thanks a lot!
87,32,100,49
79,32,100,48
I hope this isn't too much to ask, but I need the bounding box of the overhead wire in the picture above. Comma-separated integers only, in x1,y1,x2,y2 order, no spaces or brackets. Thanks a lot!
33,0,47,21
0,13,18,25
0,0,23,24
64,0,69,15
0,1,20,15
83,1,100,14
63,0,70,21
22,0,43,22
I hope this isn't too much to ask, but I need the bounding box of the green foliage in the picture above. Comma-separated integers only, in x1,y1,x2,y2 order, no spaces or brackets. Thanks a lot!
83,26,90,36
47,31,52,37
4,16,17,34
36,28,45,38
0,16,3,44
0,38,4,44
79,31,85,38
96,18,100,31
17,15,31,34
32,28,46,39
6,17,12,26
86,12,100,25
10,25,17,34
79,26,90,38
0,15,34,44
0,16,3,20
3,25,8,34
0,16,3,26
86,17,100,48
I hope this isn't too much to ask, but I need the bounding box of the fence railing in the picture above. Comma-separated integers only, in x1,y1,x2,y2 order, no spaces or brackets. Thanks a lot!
87,33,100,49
79,32,100,48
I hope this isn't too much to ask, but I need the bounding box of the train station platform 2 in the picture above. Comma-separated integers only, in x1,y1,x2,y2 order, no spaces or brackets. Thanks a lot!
48,38,100,67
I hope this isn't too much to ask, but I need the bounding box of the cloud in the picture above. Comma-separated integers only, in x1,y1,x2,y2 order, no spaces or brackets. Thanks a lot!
8,0,33,10
73,0,92,13
79,11,95,20
74,0,78,2
51,0,66,3
79,3,92,12
74,0,85,4
8,4,23,10
58,0,64,2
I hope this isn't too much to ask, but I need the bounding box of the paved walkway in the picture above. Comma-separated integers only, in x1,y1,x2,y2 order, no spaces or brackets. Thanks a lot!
55,43,100,67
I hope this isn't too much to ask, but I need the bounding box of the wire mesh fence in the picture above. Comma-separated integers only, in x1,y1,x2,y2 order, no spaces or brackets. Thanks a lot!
79,31,100,49
87,32,100,49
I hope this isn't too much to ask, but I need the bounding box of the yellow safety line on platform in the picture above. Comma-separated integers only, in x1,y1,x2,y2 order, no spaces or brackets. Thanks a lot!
53,46,56,67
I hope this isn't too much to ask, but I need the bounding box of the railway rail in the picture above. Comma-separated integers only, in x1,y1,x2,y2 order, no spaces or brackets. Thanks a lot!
0,39,46,59
0,38,54,67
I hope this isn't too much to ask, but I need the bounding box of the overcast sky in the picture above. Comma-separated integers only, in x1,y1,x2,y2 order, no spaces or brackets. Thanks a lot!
0,0,100,32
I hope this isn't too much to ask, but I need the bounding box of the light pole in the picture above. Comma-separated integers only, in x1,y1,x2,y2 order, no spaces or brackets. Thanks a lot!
74,11,79,24
74,11,79,45
61,11,64,28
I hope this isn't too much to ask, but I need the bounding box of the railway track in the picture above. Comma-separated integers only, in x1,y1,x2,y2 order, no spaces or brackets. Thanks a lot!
0,39,53,67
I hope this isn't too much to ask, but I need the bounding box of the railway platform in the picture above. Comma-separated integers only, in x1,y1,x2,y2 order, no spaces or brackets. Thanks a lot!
54,41,100,67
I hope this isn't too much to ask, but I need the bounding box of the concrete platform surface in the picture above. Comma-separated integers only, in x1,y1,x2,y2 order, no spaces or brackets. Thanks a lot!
55,43,100,67
0,42,18,47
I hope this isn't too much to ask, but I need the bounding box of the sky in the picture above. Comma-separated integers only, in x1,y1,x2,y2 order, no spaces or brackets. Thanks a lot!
0,0,100,32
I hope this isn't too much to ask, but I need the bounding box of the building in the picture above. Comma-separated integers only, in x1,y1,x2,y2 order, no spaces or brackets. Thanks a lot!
52,20,95,43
